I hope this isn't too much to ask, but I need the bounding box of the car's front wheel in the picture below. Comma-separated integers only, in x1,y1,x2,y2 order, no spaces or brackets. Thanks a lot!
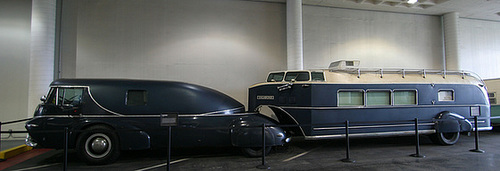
76,125,120,165
241,146,272,157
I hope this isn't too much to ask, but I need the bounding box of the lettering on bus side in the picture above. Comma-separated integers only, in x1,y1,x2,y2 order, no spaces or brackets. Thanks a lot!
257,95,275,100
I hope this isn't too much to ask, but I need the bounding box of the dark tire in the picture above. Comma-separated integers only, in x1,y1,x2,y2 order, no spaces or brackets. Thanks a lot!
76,125,120,165
241,146,272,157
432,132,460,145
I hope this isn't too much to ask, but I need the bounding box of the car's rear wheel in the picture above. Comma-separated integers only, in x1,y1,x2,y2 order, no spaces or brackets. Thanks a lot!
76,125,120,165
241,146,272,157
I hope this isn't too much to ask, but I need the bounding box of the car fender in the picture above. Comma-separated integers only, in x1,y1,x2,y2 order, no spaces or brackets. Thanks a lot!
77,119,151,150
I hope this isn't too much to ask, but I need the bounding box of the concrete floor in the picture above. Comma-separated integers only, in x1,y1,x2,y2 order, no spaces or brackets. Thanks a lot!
3,130,500,171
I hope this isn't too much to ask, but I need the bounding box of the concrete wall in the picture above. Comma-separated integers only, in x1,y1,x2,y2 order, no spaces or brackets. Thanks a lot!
303,5,444,70
60,0,286,106
459,19,500,80
0,0,32,133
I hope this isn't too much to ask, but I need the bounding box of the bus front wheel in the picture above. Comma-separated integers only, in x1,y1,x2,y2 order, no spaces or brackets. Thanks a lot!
432,132,460,145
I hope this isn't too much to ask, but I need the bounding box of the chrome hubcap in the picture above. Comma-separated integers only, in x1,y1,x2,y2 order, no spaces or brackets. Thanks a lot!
85,133,112,158
91,137,108,154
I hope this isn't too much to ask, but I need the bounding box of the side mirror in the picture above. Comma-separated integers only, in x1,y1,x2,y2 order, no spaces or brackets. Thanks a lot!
40,95,47,102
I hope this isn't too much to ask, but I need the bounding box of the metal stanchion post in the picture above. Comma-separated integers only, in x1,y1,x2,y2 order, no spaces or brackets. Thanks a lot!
160,113,178,171
410,118,425,158
341,120,355,163
470,116,485,153
256,123,270,169
1,121,2,151
64,127,69,171
167,126,171,171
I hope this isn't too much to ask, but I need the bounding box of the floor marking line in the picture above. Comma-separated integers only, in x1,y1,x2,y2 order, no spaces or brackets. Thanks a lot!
135,158,190,171
282,146,323,162
11,163,60,171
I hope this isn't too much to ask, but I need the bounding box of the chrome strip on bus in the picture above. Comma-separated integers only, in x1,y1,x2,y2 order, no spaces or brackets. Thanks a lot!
313,123,435,131
279,104,489,110
304,130,436,140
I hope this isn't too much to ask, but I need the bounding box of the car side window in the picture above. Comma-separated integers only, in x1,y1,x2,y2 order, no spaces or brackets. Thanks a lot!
127,90,148,106
45,88,57,105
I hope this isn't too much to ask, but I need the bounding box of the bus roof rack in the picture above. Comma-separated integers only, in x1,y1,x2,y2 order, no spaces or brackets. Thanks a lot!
327,60,484,83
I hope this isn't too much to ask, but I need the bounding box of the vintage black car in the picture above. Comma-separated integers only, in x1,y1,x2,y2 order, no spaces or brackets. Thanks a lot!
25,79,288,165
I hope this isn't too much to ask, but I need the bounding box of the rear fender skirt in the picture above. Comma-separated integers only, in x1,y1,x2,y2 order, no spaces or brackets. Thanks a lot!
435,111,472,133
257,105,306,136
230,117,286,147
118,130,151,150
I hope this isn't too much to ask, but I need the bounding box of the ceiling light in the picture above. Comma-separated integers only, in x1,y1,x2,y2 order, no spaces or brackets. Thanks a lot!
407,0,418,4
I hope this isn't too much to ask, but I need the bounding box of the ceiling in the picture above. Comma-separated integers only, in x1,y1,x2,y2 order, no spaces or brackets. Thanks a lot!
252,0,500,21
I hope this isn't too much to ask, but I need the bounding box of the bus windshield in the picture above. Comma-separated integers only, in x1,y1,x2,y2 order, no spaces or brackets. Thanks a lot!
284,72,310,82
267,72,285,82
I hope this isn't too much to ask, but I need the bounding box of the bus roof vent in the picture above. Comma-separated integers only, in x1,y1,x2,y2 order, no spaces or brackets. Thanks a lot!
328,60,360,71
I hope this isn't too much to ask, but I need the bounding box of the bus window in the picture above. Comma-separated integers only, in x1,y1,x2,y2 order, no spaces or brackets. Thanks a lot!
127,90,148,106
311,72,325,81
394,90,417,105
438,90,454,101
285,72,310,82
267,72,285,82
338,90,364,106
366,90,391,106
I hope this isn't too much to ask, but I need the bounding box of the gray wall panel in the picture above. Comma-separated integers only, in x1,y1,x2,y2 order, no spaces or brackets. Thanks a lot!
303,6,444,70
62,0,286,106
459,19,500,79
0,0,32,133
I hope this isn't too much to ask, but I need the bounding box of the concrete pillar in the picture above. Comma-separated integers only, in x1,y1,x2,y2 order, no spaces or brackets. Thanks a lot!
443,12,460,71
287,0,303,70
28,0,56,116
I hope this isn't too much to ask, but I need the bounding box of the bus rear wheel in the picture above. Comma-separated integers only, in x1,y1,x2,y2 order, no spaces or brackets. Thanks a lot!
432,132,460,145
241,146,272,157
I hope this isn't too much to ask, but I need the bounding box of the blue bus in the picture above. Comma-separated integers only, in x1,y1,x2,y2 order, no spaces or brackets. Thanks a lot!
248,60,491,145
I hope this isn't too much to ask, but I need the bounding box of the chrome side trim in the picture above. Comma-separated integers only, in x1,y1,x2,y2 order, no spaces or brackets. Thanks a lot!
86,86,123,116
31,111,258,118
181,107,246,117
279,104,489,110
304,130,436,140
473,126,493,131
313,123,434,131
50,85,245,117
